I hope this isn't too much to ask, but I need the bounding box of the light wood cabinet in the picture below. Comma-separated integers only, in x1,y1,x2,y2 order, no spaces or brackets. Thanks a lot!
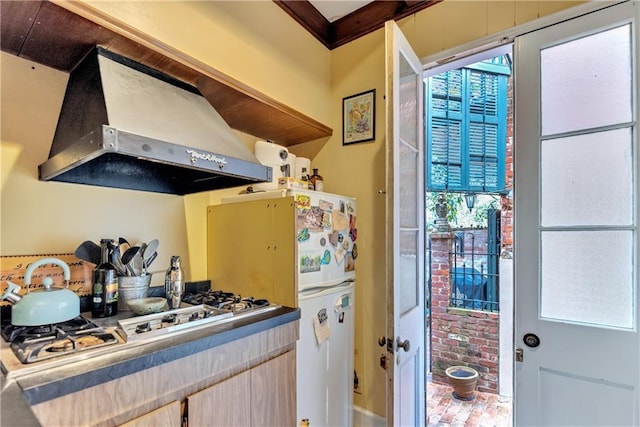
29,320,298,427
187,370,252,426
187,351,296,427
251,350,296,426
119,401,181,427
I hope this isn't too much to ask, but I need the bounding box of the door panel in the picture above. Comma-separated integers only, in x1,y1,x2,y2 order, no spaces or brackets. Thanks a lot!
514,3,639,425
384,21,426,426
541,129,633,226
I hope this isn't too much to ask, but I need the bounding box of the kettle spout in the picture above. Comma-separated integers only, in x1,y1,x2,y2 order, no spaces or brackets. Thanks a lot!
1,281,22,305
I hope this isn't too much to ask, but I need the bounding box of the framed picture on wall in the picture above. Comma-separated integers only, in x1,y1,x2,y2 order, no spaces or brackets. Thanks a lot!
342,89,375,145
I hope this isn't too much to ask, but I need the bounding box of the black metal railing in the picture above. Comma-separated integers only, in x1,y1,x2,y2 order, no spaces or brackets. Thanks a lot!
449,210,500,312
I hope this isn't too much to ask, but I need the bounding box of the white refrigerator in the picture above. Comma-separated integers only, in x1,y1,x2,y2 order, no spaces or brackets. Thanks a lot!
222,189,356,426
298,282,355,427
293,189,356,427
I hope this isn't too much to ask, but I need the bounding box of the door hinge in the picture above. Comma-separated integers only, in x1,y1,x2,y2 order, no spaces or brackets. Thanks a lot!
515,348,524,362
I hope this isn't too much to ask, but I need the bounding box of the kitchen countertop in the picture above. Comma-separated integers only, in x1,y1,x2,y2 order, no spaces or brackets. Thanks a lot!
1,305,299,417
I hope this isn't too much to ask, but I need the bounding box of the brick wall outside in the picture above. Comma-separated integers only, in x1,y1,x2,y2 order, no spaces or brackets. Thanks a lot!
430,232,500,394
501,74,514,254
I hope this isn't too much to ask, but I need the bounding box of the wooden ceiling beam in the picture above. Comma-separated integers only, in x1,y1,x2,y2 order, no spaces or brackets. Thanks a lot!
273,0,441,50
272,0,333,49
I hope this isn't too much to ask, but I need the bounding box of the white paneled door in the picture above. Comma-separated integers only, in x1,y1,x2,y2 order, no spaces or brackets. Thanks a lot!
384,21,426,427
514,2,640,425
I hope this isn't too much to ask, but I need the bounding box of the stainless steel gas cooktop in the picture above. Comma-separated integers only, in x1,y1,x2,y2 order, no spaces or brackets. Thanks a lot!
117,301,280,342
117,304,233,341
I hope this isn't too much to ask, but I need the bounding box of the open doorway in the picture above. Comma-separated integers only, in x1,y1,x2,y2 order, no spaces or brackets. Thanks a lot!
423,46,514,426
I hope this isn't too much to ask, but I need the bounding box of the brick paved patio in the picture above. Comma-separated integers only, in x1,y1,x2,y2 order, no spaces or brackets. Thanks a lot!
427,381,512,427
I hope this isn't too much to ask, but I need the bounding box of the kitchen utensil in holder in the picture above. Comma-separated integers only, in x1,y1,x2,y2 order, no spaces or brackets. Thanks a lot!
118,274,152,312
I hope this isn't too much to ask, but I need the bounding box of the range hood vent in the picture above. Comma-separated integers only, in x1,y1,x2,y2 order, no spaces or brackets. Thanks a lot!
39,47,271,195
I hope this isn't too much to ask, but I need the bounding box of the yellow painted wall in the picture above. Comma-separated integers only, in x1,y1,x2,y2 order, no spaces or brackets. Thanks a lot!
1,0,582,421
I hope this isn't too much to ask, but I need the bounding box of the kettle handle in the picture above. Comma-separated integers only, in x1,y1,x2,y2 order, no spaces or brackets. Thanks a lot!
24,258,71,288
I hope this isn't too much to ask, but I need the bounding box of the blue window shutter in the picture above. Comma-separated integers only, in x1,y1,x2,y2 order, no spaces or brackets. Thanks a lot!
427,70,464,190
426,63,508,193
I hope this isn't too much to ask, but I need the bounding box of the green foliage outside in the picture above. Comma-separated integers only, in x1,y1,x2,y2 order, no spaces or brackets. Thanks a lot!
426,192,500,229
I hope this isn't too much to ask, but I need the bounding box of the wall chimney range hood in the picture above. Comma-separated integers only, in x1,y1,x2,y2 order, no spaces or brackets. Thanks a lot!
39,47,271,195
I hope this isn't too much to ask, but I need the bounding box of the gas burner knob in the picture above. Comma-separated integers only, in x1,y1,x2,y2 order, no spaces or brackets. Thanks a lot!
161,314,177,323
135,322,151,334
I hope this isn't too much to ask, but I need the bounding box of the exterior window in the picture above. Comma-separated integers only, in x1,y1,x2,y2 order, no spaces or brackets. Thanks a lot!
426,58,510,192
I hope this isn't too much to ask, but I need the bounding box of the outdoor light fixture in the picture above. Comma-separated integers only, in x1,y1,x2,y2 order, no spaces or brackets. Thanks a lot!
464,193,477,212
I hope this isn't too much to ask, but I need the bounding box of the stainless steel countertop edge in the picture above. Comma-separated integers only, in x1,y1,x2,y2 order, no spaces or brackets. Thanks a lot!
11,306,300,406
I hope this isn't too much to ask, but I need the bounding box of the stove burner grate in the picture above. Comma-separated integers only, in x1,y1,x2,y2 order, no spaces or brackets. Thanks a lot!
3,316,119,364
2,316,100,343
182,290,271,313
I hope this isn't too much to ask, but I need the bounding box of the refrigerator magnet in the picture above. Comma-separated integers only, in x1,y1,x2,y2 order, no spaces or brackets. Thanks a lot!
321,250,331,265
313,309,330,344
297,227,310,242
334,246,346,263
300,252,321,273
305,207,324,232
328,231,339,247
344,252,355,272
318,199,334,210
317,308,328,324
295,194,311,210
332,210,349,230
322,211,332,230
349,214,357,241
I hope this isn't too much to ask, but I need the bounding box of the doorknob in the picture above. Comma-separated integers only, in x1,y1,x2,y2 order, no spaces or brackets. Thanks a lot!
396,337,410,352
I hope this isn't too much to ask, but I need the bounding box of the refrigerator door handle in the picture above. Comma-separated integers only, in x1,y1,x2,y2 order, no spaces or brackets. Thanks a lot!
299,280,355,299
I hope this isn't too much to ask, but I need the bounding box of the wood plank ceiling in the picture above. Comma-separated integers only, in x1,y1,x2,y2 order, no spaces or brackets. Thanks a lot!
274,0,441,49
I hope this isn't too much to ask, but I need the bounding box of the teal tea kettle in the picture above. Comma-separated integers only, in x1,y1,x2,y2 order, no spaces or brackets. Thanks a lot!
1,257,80,326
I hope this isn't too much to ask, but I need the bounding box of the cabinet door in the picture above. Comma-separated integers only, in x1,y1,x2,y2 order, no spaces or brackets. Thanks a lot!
119,401,181,427
187,370,252,427
251,351,296,426
207,198,296,307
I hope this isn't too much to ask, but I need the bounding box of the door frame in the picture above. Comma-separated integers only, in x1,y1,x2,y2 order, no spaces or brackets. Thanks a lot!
416,0,626,420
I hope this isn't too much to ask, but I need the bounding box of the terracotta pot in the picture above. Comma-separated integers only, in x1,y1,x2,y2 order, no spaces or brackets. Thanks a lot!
445,366,478,400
